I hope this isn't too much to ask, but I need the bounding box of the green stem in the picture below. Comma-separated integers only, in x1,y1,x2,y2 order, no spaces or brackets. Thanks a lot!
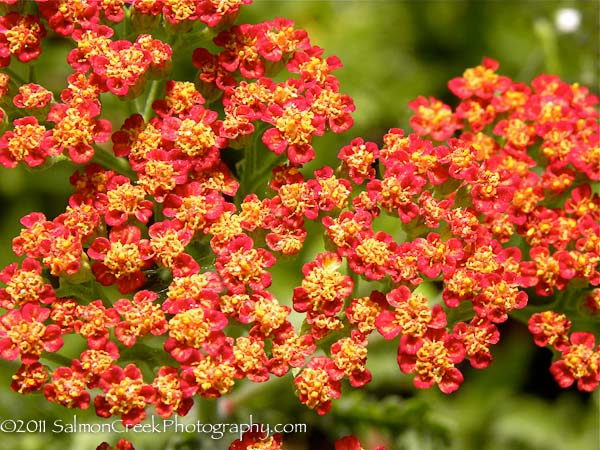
91,147,136,178
54,282,99,303
534,18,561,75
41,351,73,368
119,342,174,369
235,124,276,204
226,375,289,410
3,67,27,86
28,64,36,84
195,399,221,450
142,79,161,122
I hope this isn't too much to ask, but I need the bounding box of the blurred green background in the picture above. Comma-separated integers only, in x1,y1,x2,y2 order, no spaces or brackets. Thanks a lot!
0,1,598,449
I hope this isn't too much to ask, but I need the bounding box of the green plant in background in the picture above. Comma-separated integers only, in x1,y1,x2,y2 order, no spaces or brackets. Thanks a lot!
0,1,598,450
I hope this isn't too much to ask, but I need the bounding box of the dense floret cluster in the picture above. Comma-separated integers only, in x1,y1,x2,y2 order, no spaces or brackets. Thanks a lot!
0,1,598,449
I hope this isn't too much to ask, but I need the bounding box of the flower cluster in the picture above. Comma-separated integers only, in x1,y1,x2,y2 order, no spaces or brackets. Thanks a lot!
0,1,598,449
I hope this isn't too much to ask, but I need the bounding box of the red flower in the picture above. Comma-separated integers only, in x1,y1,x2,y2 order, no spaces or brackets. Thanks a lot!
335,435,386,450
347,230,396,280
179,343,238,398
113,290,168,347
88,225,152,293
528,311,571,351
192,47,237,92
0,116,53,169
38,0,99,36
294,356,343,415
550,332,600,392
330,330,372,388
96,439,135,450
0,303,63,364
262,99,325,164
44,364,91,409
95,364,155,427
74,300,120,349
43,101,112,164
472,273,528,323
233,335,270,382
137,149,190,202
397,328,465,394
214,24,265,78
0,13,46,66
10,362,48,395
409,96,460,141
268,322,315,376
448,57,511,100
165,305,228,363
368,164,425,223
90,39,152,96
140,220,198,277
229,426,283,450
453,318,500,369
13,83,53,109
293,252,353,318
287,46,342,87
152,366,194,418
198,0,252,28
376,285,446,344
101,175,154,226
0,258,56,309
413,233,464,279
215,235,275,294
338,138,379,184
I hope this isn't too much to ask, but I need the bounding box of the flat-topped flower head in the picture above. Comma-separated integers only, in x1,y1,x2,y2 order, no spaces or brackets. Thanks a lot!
44,364,91,409
0,117,52,169
0,258,55,310
38,0,99,36
95,364,156,427
215,234,275,294
330,330,372,387
294,356,343,415
0,304,63,364
13,83,53,109
268,321,315,377
448,57,511,99
88,225,152,293
113,290,168,347
229,428,283,450
409,96,460,141
528,311,571,351
43,101,112,164
293,252,353,318
180,349,238,399
10,362,48,395
151,366,194,418
397,328,466,394
550,332,600,392
0,13,46,66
